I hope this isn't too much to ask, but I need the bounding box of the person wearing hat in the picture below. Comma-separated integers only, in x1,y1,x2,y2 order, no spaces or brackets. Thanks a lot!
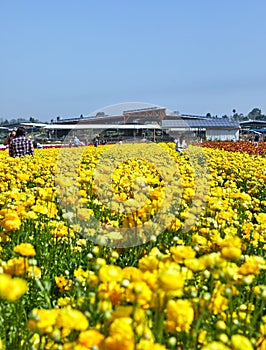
9,126,34,157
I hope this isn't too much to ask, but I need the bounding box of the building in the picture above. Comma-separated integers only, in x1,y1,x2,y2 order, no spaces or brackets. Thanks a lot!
45,103,240,142
162,117,240,141
239,120,266,134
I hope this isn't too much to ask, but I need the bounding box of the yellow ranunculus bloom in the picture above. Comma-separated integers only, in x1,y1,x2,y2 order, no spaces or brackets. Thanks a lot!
166,299,194,333
104,317,134,350
0,273,28,302
256,213,266,224
78,329,104,348
14,243,36,257
231,334,253,350
137,341,167,350
138,255,159,272
1,213,21,231
158,266,184,293
27,308,59,333
221,247,242,260
56,309,89,331
170,245,196,263
99,265,122,283
3,257,29,276
201,341,231,350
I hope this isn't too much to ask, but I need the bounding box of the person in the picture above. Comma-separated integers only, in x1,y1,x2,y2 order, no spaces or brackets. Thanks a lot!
33,140,43,149
73,136,82,147
254,133,259,147
175,135,187,154
93,134,99,147
9,126,34,158
4,129,16,146
69,140,74,148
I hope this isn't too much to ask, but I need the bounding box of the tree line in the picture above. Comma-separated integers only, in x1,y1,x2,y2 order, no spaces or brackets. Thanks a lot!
208,108,266,121
0,117,40,127
1,108,266,126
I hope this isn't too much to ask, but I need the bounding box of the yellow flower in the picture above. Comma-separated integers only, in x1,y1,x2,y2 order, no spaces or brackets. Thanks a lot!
78,329,104,348
57,297,73,307
98,299,113,312
24,211,38,220
221,246,242,260
3,257,28,276
184,258,206,272
1,213,21,231
98,265,122,283
0,273,28,301
191,234,209,253
27,308,59,333
158,266,184,293
231,334,253,350
104,318,134,350
56,309,89,331
27,265,42,279
122,266,143,281
50,222,74,238
31,203,48,215
238,257,264,276
256,213,266,224
209,286,228,315
127,281,152,307
170,245,196,263
139,255,159,272
14,243,36,257
201,342,230,350
137,341,167,350
111,306,134,319
55,275,73,293
166,299,194,333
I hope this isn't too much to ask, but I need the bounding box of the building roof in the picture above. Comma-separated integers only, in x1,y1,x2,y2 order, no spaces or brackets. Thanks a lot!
240,120,266,126
162,119,240,129
55,102,167,123
44,123,162,130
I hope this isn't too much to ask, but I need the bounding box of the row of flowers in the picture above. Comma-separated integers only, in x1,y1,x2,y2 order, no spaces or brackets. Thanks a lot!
0,143,266,349
200,141,266,155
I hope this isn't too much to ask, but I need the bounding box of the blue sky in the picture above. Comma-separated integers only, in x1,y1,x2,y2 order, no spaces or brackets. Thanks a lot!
1,0,266,122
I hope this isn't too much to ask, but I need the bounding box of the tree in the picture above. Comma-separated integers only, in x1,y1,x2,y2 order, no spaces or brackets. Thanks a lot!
0,119,9,126
29,116,39,123
248,108,262,120
231,112,240,121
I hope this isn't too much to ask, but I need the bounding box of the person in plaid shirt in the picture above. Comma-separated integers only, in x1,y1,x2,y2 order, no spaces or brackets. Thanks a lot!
9,127,34,158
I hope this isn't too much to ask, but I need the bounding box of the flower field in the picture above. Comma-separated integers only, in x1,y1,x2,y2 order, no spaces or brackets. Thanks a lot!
200,141,266,156
0,142,266,350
